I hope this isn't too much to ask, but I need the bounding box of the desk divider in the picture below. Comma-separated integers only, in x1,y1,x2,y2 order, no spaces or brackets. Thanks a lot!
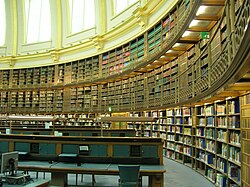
0,134,163,165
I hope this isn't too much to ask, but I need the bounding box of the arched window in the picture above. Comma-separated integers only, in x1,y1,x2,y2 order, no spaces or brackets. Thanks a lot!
25,0,51,44
69,0,95,34
113,0,137,15
0,0,6,46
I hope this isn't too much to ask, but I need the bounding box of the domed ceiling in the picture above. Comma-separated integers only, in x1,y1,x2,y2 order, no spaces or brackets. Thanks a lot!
0,0,177,69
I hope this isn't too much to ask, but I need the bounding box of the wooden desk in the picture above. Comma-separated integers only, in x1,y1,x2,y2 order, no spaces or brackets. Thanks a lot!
18,161,166,187
0,134,163,165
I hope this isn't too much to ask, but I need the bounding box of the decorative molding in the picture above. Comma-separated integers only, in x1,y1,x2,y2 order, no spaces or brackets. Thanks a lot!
90,36,104,51
50,50,60,63
6,56,16,67
133,7,148,29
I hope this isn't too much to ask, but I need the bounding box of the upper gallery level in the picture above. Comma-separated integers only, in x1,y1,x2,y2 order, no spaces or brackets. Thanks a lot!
0,0,249,113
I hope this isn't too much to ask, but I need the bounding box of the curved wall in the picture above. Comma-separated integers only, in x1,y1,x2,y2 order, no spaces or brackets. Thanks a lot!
0,0,249,114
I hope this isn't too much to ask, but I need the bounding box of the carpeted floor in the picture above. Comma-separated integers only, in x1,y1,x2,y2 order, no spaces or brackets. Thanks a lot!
1,158,215,186
35,157,215,187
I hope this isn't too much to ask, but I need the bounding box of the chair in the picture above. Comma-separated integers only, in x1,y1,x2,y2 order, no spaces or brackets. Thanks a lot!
118,165,140,187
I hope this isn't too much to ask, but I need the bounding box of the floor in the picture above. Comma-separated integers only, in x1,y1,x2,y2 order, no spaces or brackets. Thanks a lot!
1,158,215,187
35,158,215,187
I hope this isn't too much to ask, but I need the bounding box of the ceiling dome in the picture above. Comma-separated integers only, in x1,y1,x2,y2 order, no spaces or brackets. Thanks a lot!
0,0,176,69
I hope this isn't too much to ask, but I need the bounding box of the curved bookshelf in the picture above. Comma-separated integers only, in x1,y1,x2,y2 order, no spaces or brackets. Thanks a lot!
0,0,249,114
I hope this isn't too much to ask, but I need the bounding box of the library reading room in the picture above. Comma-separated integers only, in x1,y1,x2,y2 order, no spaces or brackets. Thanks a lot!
0,0,249,187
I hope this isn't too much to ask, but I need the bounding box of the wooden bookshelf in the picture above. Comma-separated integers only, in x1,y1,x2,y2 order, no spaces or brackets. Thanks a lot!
148,23,162,55
0,0,249,185
0,0,245,114
160,97,242,186
240,94,250,187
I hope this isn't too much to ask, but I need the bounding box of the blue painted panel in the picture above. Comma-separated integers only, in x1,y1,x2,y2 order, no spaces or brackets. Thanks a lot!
40,132,50,135
40,143,56,155
110,133,119,137
103,132,109,136
23,131,32,135
113,145,130,157
142,145,158,157
62,144,78,154
47,143,56,155
68,132,80,136
90,145,107,156
39,143,48,155
15,142,29,152
82,132,92,136
0,141,9,153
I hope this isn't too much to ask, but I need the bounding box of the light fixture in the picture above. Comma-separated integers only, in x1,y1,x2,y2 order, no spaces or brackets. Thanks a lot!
214,100,222,103
244,22,249,32
166,50,173,53
196,6,207,16
182,31,192,37
189,20,199,27
173,43,181,48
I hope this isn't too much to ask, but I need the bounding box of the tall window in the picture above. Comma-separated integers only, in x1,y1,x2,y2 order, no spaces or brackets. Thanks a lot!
0,0,6,46
25,0,51,44
114,0,137,15
69,0,95,33
69,0,95,34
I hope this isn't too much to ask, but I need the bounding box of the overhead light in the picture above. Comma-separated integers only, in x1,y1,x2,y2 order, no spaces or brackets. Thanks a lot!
182,31,192,37
160,55,166,58
244,22,249,32
166,50,173,53
196,6,207,16
226,97,232,100
189,20,199,27
214,100,222,103
173,43,181,48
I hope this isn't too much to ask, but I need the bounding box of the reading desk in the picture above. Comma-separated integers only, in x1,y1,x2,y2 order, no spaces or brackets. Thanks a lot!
18,161,165,187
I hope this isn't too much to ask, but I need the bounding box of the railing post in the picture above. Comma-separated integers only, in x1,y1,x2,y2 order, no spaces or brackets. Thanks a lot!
229,0,236,57
225,0,232,64
207,44,212,87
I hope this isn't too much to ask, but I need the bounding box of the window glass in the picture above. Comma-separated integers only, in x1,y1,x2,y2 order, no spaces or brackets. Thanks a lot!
69,0,95,34
25,0,51,43
0,0,6,46
114,0,137,15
